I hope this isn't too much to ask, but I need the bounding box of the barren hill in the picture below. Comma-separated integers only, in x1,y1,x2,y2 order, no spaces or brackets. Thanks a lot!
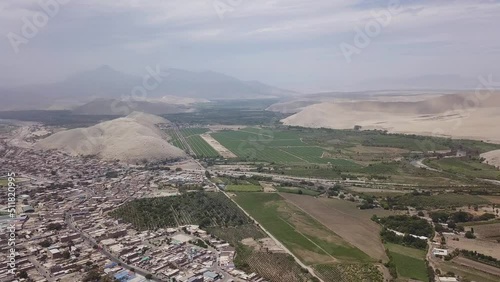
281,92,500,143
482,150,500,168
36,112,187,163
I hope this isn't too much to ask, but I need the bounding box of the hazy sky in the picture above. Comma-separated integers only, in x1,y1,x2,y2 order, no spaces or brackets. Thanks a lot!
1,0,499,92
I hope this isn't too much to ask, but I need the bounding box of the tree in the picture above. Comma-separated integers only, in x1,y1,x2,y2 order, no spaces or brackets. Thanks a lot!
18,270,28,279
465,231,476,239
204,170,211,179
145,274,153,280
298,189,303,195
82,269,101,282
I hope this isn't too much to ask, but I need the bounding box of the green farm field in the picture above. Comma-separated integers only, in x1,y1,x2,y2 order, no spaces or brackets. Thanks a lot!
225,184,262,192
232,192,372,265
385,243,428,281
211,128,362,166
166,127,220,158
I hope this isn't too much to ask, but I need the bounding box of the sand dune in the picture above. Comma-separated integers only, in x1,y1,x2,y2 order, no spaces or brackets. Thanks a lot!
482,150,500,168
281,92,500,144
37,112,187,163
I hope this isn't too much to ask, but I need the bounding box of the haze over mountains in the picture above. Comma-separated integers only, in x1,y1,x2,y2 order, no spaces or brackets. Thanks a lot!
0,65,297,112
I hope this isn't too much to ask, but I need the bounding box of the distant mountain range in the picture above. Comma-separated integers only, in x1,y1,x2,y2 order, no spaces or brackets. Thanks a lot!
0,65,297,111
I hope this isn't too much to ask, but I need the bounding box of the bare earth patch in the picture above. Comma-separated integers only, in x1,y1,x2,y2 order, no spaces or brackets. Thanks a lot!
453,256,500,277
259,181,277,192
200,133,237,158
280,193,390,262
445,233,500,260
472,223,500,242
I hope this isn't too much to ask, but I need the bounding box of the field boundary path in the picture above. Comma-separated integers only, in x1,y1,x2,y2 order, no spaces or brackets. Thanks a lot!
276,216,338,263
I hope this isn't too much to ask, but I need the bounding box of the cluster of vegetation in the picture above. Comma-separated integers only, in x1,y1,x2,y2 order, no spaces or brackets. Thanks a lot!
276,187,321,196
430,210,496,225
380,228,428,250
382,193,489,209
207,225,266,246
384,248,398,278
460,250,500,268
110,192,251,230
445,249,500,268
376,215,434,237
164,107,286,125
314,263,383,282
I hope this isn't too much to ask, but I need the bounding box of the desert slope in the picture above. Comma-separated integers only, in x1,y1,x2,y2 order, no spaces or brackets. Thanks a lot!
36,112,187,162
281,92,500,143
482,150,500,168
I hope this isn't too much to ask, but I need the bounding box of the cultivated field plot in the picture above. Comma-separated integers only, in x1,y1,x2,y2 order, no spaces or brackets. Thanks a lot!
225,184,262,192
426,157,500,180
385,243,428,281
438,260,500,282
166,127,220,157
233,193,372,265
469,222,500,242
314,264,383,282
280,193,394,262
236,246,316,282
444,233,500,260
211,128,360,166
453,256,500,277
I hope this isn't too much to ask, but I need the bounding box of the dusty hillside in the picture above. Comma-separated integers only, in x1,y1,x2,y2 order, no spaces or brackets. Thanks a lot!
482,150,500,168
36,112,187,163
281,92,500,143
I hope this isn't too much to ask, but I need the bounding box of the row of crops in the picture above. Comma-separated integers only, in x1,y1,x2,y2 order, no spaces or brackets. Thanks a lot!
314,264,383,282
234,244,317,282
211,129,359,165
166,127,220,158
109,192,251,230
